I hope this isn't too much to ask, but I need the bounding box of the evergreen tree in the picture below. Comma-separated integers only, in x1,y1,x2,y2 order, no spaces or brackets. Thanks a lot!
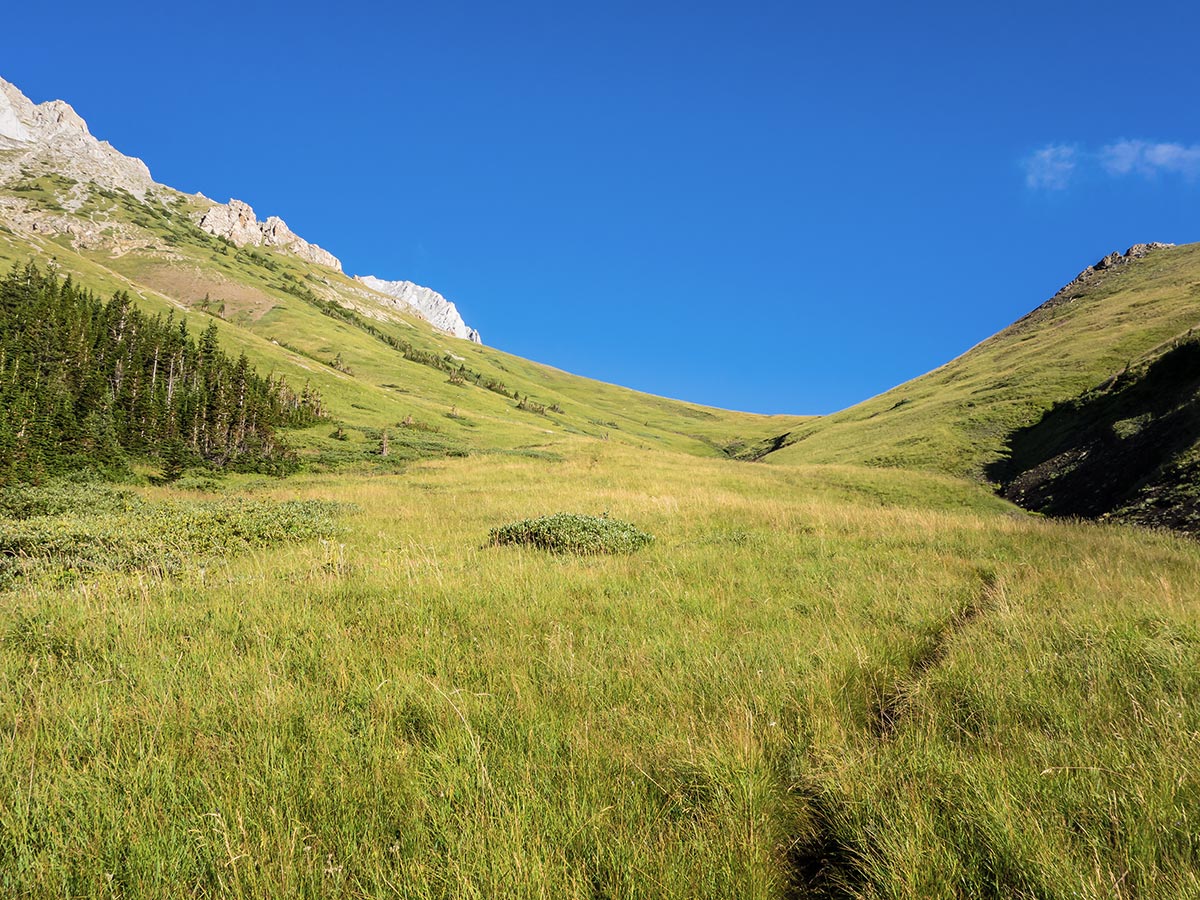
0,262,326,485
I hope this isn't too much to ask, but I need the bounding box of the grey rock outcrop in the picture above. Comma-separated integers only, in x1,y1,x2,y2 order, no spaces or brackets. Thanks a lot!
198,199,342,271
0,76,153,196
356,275,482,343
1042,242,1175,309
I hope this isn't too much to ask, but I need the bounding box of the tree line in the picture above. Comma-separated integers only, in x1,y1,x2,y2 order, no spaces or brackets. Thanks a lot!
0,262,325,484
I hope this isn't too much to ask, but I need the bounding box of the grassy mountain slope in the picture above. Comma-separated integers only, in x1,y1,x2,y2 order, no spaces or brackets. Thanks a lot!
0,175,807,467
989,333,1200,532
762,243,1200,477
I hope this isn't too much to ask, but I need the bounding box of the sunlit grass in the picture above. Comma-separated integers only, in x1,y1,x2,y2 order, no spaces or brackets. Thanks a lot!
2,441,1196,898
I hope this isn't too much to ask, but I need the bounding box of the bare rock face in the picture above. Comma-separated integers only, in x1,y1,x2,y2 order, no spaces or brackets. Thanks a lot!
356,275,482,343
0,76,153,197
198,198,342,271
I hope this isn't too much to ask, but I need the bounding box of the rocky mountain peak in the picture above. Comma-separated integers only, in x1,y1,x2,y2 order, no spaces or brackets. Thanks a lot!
1,74,484,343
356,275,482,343
1034,242,1176,314
197,198,342,272
0,76,153,196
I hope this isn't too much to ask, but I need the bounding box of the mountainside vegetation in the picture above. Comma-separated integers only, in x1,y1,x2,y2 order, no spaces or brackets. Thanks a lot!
761,243,1200,479
0,178,807,469
1,103,1198,898
0,261,324,484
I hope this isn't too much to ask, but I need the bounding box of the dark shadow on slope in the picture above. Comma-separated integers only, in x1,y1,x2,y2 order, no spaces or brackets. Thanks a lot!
987,339,1200,533
726,430,803,462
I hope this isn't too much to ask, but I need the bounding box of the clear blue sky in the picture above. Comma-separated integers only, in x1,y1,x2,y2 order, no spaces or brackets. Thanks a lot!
5,1,1199,414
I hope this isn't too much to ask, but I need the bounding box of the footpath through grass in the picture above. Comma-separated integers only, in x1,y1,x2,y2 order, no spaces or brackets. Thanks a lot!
1,441,1197,898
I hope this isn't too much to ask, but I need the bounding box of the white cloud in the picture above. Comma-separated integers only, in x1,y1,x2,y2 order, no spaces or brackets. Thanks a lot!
1100,140,1200,178
1023,144,1077,190
1025,139,1200,188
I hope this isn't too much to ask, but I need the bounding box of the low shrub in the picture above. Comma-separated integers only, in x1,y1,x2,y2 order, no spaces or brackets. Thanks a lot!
0,497,344,583
489,513,653,555
0,481,145,520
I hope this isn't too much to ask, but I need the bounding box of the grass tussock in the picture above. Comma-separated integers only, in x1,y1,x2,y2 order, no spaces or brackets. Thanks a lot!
489,512,654,554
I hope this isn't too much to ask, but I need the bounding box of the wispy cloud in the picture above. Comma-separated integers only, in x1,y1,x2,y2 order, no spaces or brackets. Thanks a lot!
1023,144,1077,190
1100,140,1200,178
1024,139,1200,189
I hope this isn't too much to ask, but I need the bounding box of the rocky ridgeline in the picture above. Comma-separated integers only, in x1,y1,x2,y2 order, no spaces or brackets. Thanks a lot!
1042,242,1175,309
197,199,342,271
0,77,153,197
0,75,483,342
356,275,482,343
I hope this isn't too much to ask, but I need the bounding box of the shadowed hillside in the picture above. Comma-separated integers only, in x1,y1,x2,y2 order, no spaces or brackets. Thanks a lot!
761,243,1200,478
987,335,1200,533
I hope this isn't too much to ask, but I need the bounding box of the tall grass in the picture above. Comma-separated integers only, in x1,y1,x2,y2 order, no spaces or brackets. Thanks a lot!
1,442,1197,898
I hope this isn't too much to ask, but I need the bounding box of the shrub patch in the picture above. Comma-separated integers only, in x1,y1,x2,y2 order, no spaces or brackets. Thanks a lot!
488,513,653,555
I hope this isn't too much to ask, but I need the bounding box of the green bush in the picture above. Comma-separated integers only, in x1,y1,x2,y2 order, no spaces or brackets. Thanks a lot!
0,496,344,583
0,480,145,520
489,513,653,555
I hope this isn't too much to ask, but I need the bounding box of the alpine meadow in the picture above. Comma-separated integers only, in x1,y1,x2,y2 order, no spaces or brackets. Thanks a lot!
1,51,1199,900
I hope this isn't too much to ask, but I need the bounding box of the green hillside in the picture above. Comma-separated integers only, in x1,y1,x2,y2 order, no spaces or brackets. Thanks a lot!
0,177,807,469
762,243,1200,477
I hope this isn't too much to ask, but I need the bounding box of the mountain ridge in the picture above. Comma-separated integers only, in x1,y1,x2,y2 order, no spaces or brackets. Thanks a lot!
758,241,1198,476
0,75,484,343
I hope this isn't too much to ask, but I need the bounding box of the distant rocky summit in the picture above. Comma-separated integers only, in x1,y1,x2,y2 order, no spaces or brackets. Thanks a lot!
0,77,153,196
198,199,342,271
356,275,482,343
0,74,484,342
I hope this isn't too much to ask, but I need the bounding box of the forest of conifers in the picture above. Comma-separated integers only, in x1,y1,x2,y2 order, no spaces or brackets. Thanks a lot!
0,262,324,484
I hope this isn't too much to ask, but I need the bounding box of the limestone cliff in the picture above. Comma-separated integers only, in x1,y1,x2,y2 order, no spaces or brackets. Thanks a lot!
0,76,153,197
197,199,342,271
356,275,482,343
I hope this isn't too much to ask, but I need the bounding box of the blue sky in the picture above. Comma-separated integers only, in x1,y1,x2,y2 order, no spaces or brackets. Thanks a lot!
5,1,1199,414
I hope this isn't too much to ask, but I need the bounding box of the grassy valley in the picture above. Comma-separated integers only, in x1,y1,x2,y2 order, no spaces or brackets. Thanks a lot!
1,162,1198,898
2,444,1197,898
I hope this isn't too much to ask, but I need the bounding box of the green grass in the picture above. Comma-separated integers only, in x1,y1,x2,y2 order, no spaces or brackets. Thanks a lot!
767,243,1200,476
1,442,1197,898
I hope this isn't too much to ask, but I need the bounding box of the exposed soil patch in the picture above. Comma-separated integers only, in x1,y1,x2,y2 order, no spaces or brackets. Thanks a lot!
782,791,868,900
135,262,279,322
988,338,1200,534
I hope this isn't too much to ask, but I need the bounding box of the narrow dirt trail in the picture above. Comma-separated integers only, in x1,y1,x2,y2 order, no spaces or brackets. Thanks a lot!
871,570,998,739
782,570,1001,899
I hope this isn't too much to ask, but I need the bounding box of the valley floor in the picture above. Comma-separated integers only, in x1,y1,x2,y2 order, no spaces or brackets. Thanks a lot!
2,442,1198,898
